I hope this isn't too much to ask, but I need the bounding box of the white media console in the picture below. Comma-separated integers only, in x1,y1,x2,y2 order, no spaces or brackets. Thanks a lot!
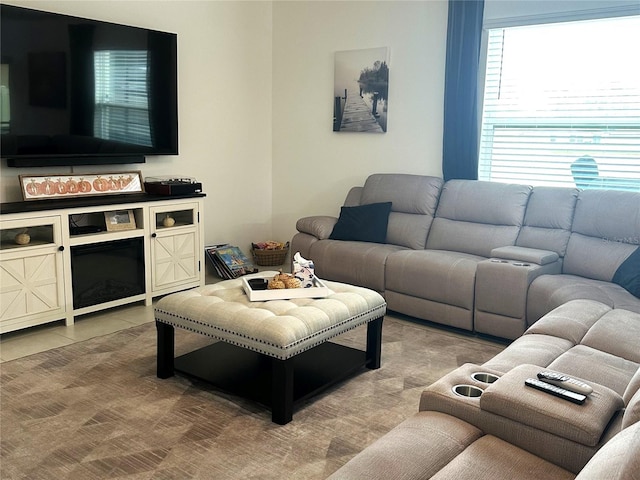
0,194,205,333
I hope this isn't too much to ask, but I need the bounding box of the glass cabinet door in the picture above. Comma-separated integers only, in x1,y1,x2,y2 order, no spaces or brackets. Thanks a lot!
0,218,57,250
153,208,195,230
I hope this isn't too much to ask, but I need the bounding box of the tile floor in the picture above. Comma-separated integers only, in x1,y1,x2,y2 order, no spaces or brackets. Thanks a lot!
0,302,156,363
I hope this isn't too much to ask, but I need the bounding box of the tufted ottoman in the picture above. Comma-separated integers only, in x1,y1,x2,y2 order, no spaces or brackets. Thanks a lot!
154,272,387,424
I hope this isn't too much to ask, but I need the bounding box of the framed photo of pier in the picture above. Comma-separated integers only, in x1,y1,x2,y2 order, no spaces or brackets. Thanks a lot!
333,47,389,133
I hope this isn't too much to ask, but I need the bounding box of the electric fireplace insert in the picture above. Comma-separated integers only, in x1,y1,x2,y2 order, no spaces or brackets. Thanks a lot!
71,238,145,309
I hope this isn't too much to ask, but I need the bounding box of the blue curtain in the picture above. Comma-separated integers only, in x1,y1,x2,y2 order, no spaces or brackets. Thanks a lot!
442,0,484,181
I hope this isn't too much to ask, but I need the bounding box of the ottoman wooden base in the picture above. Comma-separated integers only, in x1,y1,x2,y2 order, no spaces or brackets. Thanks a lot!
156,317,382,424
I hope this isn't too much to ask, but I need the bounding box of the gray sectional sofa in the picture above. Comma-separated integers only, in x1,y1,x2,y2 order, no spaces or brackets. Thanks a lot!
292,174,640,340
292,173,640,478
328,299,640,479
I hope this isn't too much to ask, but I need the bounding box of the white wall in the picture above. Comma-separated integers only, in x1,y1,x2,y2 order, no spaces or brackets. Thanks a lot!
271,1,447,243
2,1,448,254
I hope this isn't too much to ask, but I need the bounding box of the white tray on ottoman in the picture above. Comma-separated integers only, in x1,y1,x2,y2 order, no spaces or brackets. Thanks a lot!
241,273,330,301
154,271,387,424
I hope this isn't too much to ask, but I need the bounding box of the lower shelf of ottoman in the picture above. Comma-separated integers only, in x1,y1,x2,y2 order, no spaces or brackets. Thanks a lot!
175,340,368,417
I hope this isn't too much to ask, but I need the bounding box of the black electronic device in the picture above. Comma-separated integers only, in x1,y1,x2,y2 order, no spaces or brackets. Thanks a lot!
70,225,105,236
524,378,587,405
1,4,178,168
144,177,202,196
537,371,593,395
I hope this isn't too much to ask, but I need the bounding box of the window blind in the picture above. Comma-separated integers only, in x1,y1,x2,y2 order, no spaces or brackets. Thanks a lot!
483,0,640,29
478,16,640,190
94,50,152,147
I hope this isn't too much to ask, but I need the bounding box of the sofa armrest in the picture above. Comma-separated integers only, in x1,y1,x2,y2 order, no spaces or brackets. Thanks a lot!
481,364,624,447
491,246,559,266
295,216,338,240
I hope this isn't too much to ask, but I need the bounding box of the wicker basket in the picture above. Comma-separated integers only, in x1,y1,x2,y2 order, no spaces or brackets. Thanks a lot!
251,243,289,266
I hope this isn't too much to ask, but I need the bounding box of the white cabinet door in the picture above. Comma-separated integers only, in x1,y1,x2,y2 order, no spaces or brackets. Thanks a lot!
149,203,200,292
0,216,65,333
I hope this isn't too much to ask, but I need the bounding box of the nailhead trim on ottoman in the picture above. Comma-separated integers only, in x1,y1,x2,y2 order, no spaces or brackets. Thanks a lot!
154,272,387,360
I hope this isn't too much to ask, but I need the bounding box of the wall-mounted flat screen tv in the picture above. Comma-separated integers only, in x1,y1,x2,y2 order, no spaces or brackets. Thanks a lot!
1,4,178,167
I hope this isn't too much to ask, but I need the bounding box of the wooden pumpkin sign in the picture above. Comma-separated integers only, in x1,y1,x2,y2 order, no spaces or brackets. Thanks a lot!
19,171,144,201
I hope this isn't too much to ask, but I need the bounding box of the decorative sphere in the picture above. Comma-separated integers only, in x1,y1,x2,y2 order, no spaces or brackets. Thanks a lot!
162,216,176,227
15,233,31,245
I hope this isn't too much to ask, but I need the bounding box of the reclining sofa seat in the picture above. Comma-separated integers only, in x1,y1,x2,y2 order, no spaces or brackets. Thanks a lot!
484,300,640,400
384,180,531,331
526,188,640,322
291,174,443,294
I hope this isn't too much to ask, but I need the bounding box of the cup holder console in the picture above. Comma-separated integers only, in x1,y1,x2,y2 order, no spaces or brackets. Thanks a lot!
421,365,503,414
471,372,500,384
420,365,506,425
450,371,502,397
452,384,484,398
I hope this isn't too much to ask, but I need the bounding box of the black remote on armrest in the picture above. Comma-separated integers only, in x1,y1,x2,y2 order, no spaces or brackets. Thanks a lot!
524,378,587,405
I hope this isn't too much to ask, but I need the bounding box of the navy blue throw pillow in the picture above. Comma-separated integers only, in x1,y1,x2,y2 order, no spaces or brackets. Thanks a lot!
612,246,640,298
329,202,392,244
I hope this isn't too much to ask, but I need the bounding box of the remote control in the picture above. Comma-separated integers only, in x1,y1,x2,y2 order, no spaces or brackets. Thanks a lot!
537,371,593,395
524,378,587,405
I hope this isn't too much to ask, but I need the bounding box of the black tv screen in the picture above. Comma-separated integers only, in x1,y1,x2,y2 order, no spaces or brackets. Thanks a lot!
1,4,178,167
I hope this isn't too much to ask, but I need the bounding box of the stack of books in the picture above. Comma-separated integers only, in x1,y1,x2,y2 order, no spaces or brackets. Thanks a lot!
205,244,258,279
